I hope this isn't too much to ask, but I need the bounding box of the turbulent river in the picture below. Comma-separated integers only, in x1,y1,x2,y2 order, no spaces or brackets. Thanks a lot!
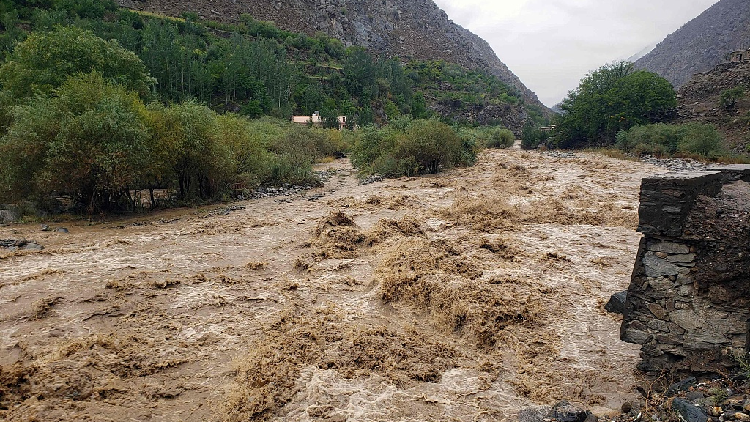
0,148,666,421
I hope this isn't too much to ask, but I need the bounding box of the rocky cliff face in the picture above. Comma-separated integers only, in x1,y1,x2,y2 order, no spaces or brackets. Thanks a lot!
117,0,544,110
634,0,750,89
676,60,750,150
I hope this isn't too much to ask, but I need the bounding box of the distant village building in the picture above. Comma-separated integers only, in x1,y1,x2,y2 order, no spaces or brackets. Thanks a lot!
291,111,347,130
540,125,556,133
729,49,750,63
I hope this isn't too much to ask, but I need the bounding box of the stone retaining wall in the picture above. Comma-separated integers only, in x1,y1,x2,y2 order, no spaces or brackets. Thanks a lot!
621,165,750,374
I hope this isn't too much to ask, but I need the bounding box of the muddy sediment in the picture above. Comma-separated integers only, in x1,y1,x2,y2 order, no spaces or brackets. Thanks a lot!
0,149,665,421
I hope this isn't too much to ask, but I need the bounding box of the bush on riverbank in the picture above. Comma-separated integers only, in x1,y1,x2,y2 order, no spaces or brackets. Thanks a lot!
615,122,728,159
350,119,477,177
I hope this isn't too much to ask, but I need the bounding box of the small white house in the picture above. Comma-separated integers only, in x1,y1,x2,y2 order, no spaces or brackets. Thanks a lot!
291,112,347,130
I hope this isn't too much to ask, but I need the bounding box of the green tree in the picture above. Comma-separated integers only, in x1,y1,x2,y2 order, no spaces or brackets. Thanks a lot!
54,0,117,20
145,101,234,201
0,72,151,211
343,47,376,102
0,26,154,101
554,61,676,148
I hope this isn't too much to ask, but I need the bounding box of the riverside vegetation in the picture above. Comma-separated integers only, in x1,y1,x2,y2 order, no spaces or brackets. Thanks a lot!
525,61,749,162
0,0,536,215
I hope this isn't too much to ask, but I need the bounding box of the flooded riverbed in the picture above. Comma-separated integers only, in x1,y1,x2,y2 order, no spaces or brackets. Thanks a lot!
0,149,665,421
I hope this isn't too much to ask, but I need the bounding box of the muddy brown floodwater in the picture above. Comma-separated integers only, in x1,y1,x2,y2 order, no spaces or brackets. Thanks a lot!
0,149,667,422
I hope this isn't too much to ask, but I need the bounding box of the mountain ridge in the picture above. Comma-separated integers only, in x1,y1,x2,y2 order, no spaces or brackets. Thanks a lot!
116,0,546,112
634,0,750,89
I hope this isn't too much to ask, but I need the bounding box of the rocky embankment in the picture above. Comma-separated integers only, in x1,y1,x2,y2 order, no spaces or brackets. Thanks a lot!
676,60,750,150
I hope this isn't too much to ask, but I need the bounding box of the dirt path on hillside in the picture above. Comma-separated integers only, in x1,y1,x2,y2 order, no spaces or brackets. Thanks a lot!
0,149,666,422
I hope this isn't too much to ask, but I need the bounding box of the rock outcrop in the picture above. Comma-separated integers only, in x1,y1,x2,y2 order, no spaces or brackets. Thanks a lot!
634,0,750,89
116,0,545,110
675,60,750,151
621,165,750,375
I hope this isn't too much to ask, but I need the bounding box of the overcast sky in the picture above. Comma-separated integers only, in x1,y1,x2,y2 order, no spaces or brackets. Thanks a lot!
431,0,720,107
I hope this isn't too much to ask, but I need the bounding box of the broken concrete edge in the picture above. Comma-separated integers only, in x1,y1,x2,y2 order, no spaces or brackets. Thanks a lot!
637,166,750,238
622,165,750,376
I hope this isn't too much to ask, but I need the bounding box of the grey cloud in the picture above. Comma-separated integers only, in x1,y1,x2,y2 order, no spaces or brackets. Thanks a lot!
433,0,719,106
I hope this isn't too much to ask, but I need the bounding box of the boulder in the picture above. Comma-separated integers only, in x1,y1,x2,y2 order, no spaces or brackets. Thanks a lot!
0,209,18,224
552,401,590,422
518,406,552,422
672,398,707,422
605,291,627,314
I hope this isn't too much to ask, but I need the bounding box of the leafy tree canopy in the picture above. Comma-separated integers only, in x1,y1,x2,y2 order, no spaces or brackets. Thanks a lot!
0,72,151,211
554,61,676,148
0,25,154,100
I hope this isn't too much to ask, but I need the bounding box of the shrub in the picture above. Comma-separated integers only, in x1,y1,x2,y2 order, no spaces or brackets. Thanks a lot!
720,86,745,110
521,125,549,150
484,127,515,149
214,113,273,189
394,119,464,174
678,123,726,158
615,123,681,156
313,128,350,158
616,122,727,159
146,101,234,201
266,126,323,186
351,119,473,177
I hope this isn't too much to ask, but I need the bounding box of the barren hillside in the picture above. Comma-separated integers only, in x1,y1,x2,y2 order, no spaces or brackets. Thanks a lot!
0,149,666,421
635,0,750,89
677,60,750,151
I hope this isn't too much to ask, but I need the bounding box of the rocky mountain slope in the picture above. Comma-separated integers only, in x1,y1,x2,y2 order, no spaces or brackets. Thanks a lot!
676,60,750,151
117,0,546,111
634,0,750,89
